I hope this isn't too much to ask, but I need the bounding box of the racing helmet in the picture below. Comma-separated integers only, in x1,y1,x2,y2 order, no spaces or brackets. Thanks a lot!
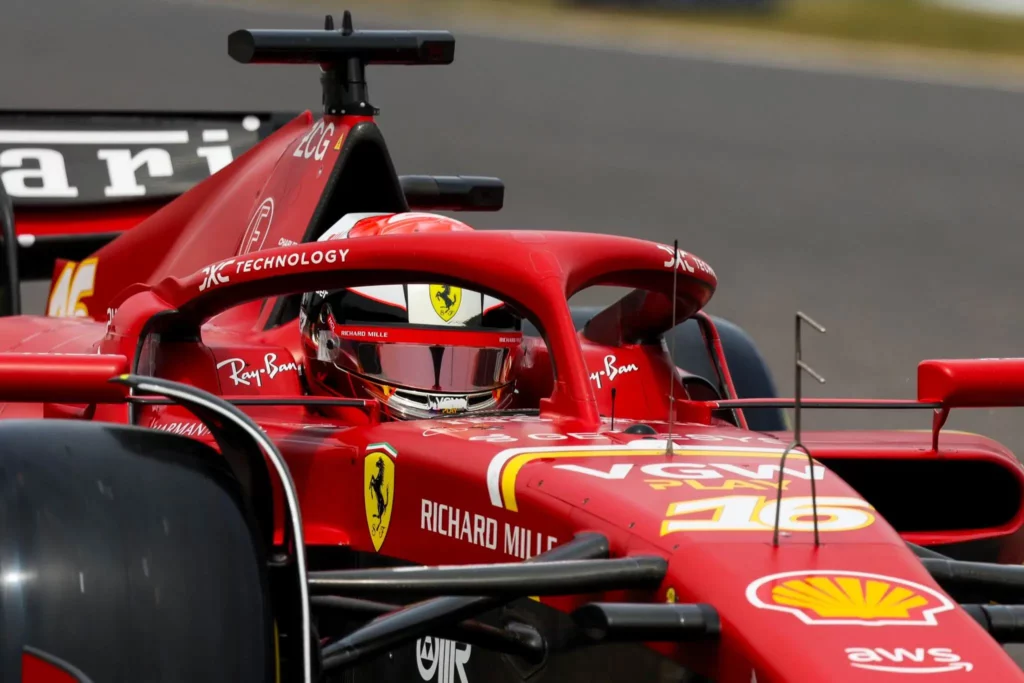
299,212,523,420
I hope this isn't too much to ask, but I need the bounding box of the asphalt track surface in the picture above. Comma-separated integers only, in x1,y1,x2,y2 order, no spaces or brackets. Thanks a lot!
4,0,1024,433
4,0,1024,666
17,0,1024,433
6,3,1024,448
6,0,1024,425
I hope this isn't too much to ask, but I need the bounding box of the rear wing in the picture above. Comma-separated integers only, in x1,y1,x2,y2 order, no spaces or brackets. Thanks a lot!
0,110,506,317
0,110,299,284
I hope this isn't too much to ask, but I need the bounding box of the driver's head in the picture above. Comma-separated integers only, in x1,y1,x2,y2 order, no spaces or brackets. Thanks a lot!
299,212,523,420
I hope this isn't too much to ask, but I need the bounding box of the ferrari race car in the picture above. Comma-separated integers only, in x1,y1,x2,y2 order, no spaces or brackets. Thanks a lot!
6,13,1024,683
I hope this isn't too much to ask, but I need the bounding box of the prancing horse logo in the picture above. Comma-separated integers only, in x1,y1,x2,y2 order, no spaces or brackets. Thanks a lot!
364,443,397,551
429,284,462,322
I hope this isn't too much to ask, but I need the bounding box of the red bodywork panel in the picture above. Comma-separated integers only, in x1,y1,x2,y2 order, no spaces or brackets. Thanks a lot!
17,202,164,239
21,648,91,683
920,358,1024,406
4,110,1024,682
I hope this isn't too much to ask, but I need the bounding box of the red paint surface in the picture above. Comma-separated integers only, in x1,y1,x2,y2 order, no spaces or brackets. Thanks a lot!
1,110,1023,681
22,650,86,683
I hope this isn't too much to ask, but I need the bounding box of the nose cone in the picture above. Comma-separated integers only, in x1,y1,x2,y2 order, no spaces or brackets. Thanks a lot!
496,438,1024,681
747,571,953,627
494,440,893,550
731,560,1023,681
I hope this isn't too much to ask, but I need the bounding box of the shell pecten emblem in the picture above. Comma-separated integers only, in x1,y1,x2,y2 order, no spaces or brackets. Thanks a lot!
746,570,954,626
364,442,397,552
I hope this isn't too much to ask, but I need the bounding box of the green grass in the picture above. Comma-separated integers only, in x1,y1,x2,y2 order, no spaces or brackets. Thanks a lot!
462,0,1024,58
674,0,1024,55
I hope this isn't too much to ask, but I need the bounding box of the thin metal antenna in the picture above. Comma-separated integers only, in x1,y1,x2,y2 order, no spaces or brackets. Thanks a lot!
772,311,826,548
666,239,680,456
610,387,617,432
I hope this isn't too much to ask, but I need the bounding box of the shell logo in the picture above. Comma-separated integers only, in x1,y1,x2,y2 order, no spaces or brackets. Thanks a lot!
746,571,955,626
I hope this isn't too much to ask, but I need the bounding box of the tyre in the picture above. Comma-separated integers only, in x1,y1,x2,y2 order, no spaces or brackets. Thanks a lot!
0,420,275,682
555,307,787,432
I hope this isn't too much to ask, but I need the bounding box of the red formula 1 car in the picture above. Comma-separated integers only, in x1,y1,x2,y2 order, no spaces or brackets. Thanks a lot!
5,13,1024,683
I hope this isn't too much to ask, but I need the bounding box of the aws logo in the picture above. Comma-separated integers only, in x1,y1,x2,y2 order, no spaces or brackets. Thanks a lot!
746,571,954,626
364,443,397,552
846,646,972,674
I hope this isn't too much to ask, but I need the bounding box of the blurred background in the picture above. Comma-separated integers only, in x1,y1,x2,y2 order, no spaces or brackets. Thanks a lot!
3,0,1024,452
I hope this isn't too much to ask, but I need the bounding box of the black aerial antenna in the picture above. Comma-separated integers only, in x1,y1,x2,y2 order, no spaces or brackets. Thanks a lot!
771,311,826,548
665,239,680,456
321,10,369,116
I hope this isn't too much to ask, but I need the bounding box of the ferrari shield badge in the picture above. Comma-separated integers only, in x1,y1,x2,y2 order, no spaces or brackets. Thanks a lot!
429,284,461,322
364,442,397,551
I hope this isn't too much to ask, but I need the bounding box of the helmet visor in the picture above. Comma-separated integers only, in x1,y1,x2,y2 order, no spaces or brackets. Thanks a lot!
320,324,522,394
